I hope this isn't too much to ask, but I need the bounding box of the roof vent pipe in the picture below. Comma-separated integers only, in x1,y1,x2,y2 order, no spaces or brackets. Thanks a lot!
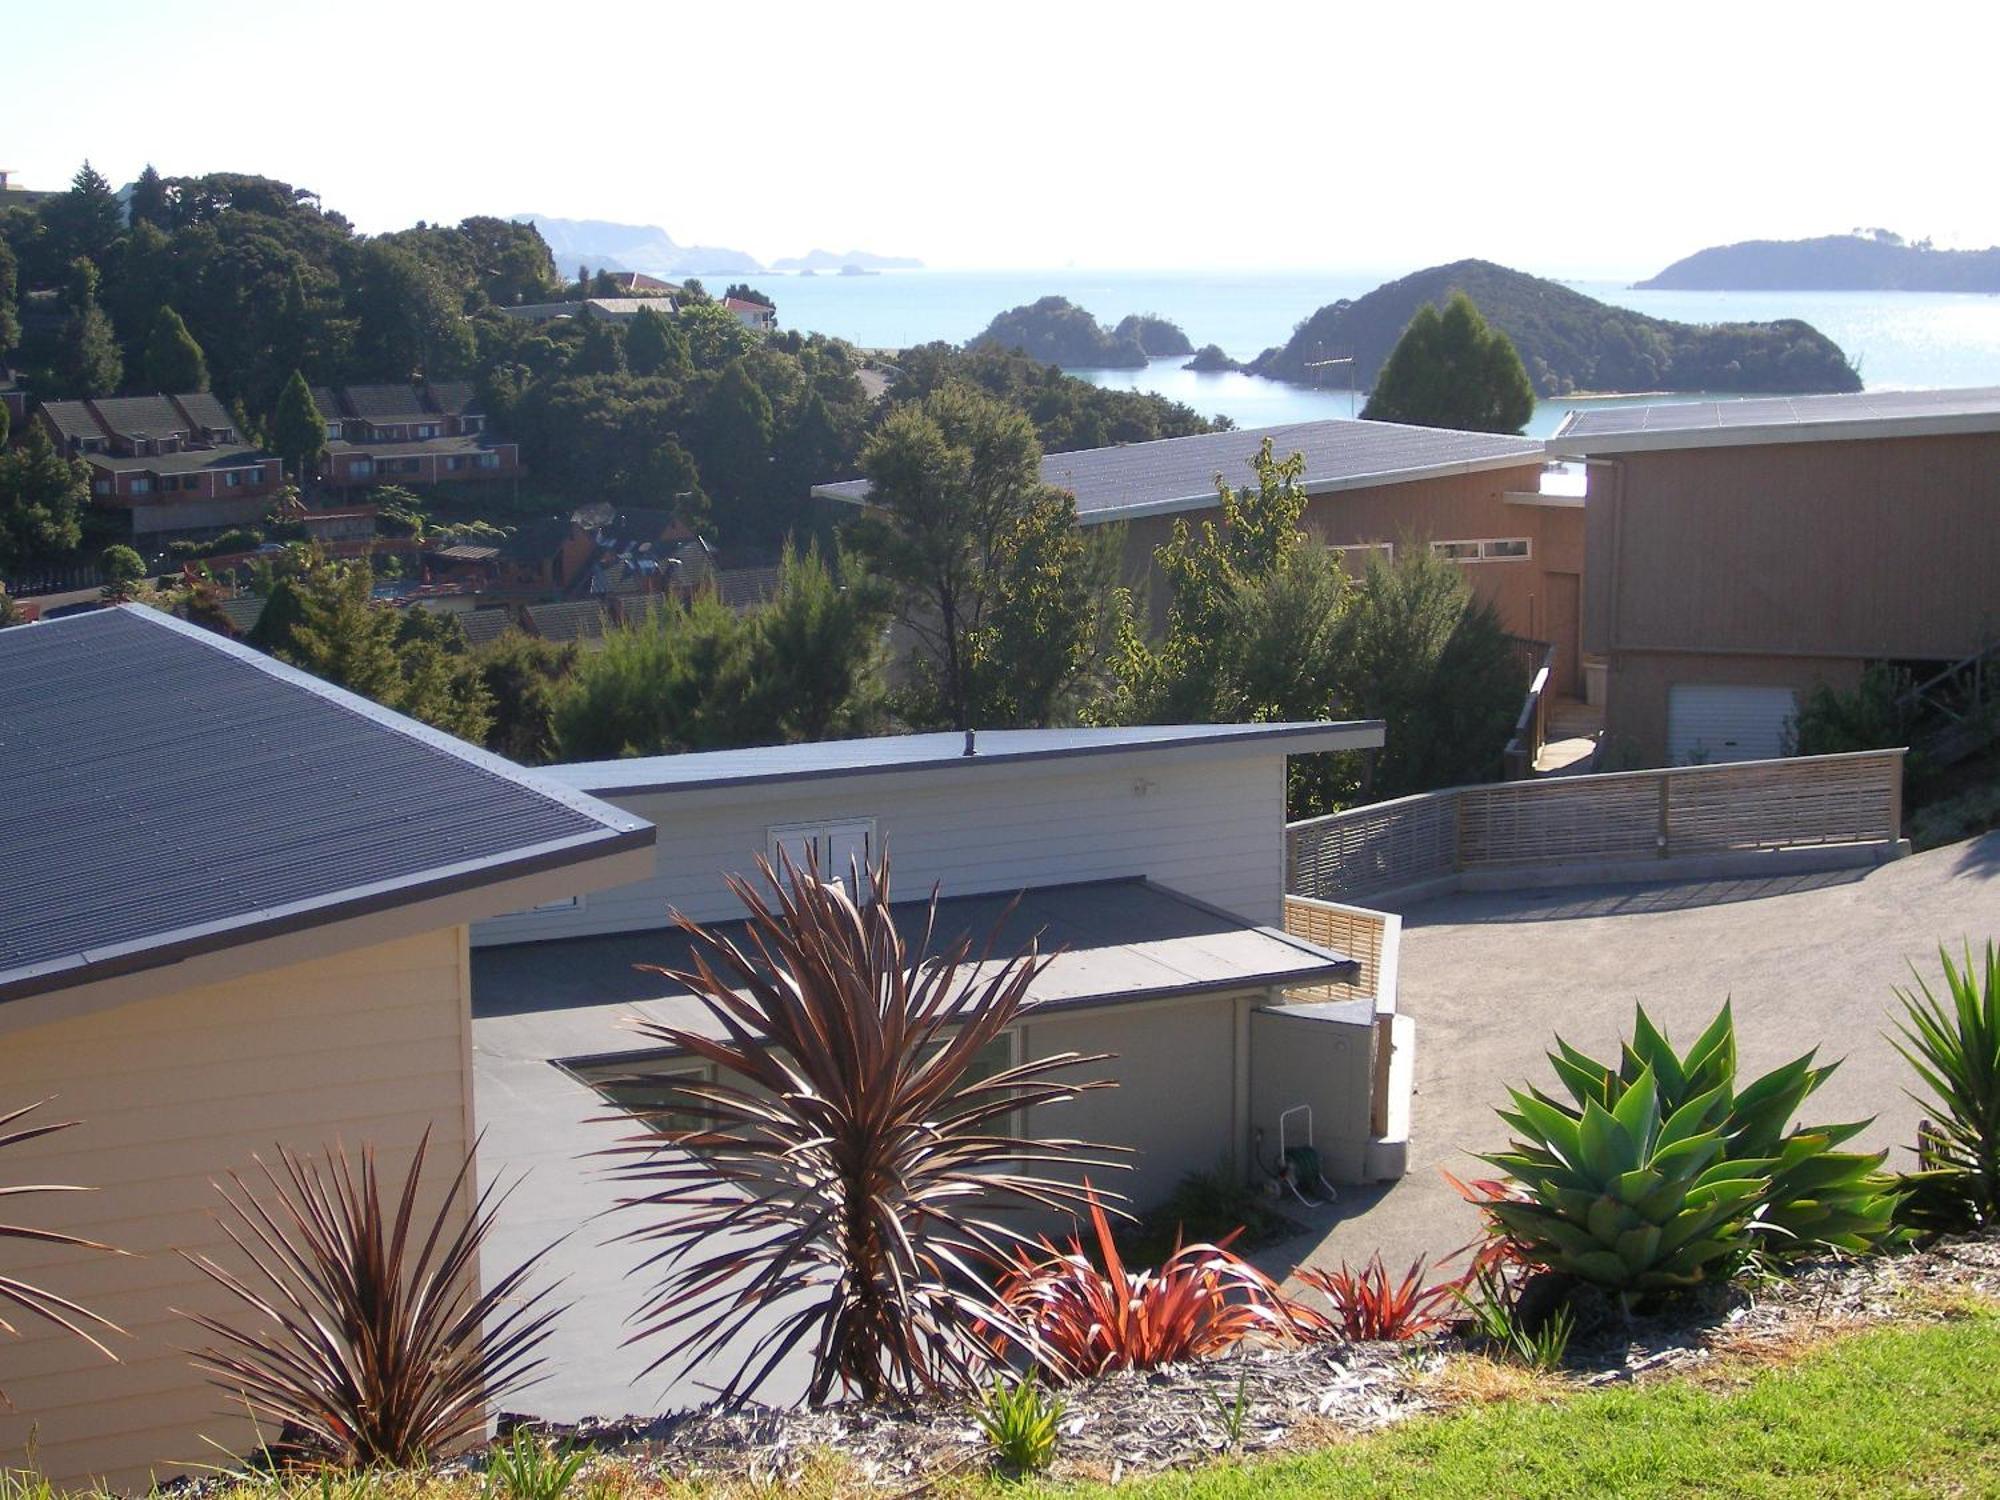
963,727,976,757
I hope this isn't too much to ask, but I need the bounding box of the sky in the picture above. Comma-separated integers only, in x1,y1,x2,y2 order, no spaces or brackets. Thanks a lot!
7,0,1993,278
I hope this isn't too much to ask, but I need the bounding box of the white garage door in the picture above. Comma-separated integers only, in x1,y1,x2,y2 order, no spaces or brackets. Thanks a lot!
1667,684,1798,766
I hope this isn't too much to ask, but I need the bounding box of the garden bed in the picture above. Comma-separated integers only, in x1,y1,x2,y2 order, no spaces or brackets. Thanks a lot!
484,1231,2000,1490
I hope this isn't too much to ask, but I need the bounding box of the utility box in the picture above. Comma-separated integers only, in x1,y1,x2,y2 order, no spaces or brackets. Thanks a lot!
1250,999,1408,1186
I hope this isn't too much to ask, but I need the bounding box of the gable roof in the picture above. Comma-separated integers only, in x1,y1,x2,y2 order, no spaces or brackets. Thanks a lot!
523,599,607,643
36,399,105,446
545,719,1386,797
89,395,191,438
340,383,431,421
812,417,1545,524
424,380,481,417
0,607,651,1006
1548,385,2000,455
173,391,238,433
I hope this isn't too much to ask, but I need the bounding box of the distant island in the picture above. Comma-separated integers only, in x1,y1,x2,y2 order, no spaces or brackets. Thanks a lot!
1113,313,1194,357
1183,343,1237,372
1250,259,1861,396
513,213,760,275
1636,230,2000,292
971,299,1198,369
773,248,924,272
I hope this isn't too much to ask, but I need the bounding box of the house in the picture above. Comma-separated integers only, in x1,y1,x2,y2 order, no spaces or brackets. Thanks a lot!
721,294,776,333
312,382,520,491
815,418,1586,692
0,606,652,1488
522,597,608,645
600,271,680,296
495,297,677,325
468,718,1399,1417
1549,387,2000,765
36,393,284,539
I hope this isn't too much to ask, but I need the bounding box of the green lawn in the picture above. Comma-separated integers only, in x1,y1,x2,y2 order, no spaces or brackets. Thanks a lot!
1016,1312,2000,1500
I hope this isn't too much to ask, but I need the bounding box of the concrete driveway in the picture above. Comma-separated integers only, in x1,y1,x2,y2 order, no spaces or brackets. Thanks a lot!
1285,831,2000,1280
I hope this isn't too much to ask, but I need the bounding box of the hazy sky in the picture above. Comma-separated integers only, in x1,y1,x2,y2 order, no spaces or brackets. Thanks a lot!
9,0,1991,277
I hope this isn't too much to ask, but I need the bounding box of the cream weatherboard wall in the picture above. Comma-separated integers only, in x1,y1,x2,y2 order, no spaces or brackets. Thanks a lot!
475,749,1293,946
0,928,476,1490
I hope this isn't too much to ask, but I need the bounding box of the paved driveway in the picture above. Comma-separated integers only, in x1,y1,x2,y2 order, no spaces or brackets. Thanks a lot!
1283,831,2000,1280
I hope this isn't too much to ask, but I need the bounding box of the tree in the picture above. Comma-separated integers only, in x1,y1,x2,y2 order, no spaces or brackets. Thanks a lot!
625,305,689,378
98,543,147,601
38,161,123,269
551,594,760,759
0,237,19,360
472,630,577,764
696,357,773,502
128,164,172,230
847,382,1124,731
0,426,88,575
56,258,122,398
1361,291,1536,434
740,542,891,741
573,314,626,377
271,370,327,484
145,305,209,392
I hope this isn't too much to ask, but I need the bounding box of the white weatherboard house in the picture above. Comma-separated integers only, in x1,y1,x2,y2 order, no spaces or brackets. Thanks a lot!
469,719,1411,1419
0,607,652,1489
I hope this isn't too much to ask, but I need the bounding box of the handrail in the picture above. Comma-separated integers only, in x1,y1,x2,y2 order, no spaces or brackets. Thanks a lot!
1502,640,1557,780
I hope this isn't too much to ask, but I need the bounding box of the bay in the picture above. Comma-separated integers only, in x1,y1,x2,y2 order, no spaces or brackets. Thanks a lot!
748,268,2000,438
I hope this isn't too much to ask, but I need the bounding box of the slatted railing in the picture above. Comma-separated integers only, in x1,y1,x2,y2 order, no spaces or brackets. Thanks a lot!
1288,748,1906,903
1282,895,1399,1005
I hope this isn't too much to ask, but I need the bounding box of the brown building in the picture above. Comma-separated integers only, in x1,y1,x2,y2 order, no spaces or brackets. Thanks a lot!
311,381,520,490
1551,387,2000,765
814,418,1584,689
37,393,283,538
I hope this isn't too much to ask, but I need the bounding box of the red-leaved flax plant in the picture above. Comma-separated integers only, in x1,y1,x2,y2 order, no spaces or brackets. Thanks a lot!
179,1131,562,1467
603,847,1125,1407
0,1101,124,1400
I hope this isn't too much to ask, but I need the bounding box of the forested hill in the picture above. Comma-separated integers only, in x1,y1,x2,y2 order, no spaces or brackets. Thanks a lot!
1637,234,2000,292
1249,259,1862,397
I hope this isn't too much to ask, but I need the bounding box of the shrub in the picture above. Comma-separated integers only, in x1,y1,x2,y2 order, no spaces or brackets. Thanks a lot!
1116,1164,1290,1268
975,1372,1063,1474
1294,1253,1460,1341
1891,942,2000,1232
1482,1065,1768,1298
1455,1264,1574,1371
1528,1002,1900,1258
996,1191,1299,1381
0,1102,123,1401
604,847,1120,1407
180,1130,562,1468
481,1429,587,1500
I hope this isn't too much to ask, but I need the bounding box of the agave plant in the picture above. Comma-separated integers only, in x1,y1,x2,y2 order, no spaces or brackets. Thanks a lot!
1293,1253,1459,1341
180,1130,562,1468
604,847,1123,1406
1531,1002,1900,1256
996,1190,1299,1380
1482,1066,1771,1296
0,1102,124,1396
1891,941,2000,1230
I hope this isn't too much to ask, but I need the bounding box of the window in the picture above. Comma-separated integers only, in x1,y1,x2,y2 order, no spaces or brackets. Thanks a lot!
1330,541,1393,567
1431,540,1482,561
129,477,152,495
767,817,875,882
1481,538,1531,560
93,478,112,496
225,471,242,488
1432,538,1531,563
325,421,342,441
348,458,374,478
447,455,468,472
415,424,439,439
461,415,484,433
476,452,501,469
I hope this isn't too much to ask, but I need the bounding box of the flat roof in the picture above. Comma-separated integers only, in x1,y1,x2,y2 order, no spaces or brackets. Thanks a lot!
545,720,1387,797
812,418,1545,524
0,607,653,1005
473,877,1358,1051
1548,386,2000,455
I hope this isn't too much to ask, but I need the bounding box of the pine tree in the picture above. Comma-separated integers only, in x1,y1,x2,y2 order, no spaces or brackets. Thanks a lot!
271,370,327,484
145,305,209,392
625,305,689,378
0,426,89,574
128,164,172,230
1361,291,1535,434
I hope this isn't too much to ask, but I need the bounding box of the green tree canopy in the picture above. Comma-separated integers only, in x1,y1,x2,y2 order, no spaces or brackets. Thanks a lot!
98,543,147,600
145,305,209,392
0,237,19,359
1361,291,1536,434
56,257,122,398
271,370,326,483
624,305,690,379
128,164,172,230
0,425,89,575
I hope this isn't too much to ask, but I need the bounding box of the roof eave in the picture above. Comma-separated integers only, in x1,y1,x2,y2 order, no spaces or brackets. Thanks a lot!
1547,409,2000,457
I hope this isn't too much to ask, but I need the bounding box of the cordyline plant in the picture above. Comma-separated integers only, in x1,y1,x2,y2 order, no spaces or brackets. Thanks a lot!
604,847,1125,1407
0,1101,124,1399
179,1130,562,1468
1892,941,2000,1232
1293,1252,1460,1342
996,1190,1300,1380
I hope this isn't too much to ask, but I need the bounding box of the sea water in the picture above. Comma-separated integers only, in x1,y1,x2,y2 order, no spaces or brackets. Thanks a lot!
745,268,2000,437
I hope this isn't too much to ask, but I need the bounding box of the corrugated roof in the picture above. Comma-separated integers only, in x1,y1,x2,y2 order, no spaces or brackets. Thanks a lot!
1549,385,2000,453
546,719,1386,796
813,418,1544,523
474,877,1358,1037
0,607,651,1005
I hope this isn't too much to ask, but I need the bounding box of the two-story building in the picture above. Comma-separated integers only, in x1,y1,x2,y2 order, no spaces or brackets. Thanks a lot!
311,382,520,491
721,295,776,333
36,393,284,539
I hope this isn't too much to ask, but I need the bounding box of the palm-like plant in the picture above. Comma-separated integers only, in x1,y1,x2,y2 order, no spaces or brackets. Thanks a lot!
1892,941,2000,1230
0,1102,123,1395
605,848,1123,1407
1294,1253,1460,1342
180,1130,561,1468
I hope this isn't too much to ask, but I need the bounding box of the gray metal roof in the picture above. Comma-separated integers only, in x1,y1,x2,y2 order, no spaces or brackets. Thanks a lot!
547,719,1386,797
0,607,652,1005
813,418,1544,523
473,877,1357,1044
1549,385,2000,454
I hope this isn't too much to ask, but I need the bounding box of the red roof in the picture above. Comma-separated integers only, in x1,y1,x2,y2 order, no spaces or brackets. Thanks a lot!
722,297,771,313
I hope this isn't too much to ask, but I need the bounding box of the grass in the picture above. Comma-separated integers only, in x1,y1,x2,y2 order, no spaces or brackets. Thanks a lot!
1002,1309,2000,1499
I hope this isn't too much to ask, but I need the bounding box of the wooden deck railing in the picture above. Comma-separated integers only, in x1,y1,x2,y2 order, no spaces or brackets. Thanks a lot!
1501,639,1556,780
1287,748,1906,903
1282,894,1400,1005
